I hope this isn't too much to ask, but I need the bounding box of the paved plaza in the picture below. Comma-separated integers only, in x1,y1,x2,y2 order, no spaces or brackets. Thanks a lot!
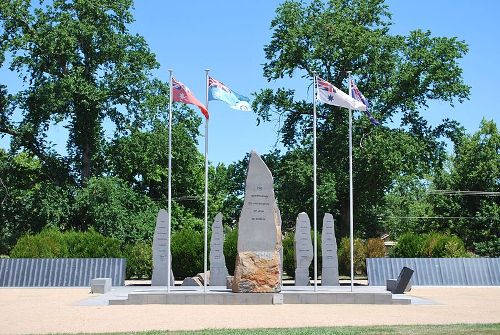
1,286,499,334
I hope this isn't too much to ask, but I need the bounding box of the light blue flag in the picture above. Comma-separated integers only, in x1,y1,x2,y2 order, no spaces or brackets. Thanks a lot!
208,76,251,111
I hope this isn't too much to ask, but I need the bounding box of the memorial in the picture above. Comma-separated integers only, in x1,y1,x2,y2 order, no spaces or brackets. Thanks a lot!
294,212,313,286
321,213,340,286
209,213,229,286
151,209,175,286
232,151,282,293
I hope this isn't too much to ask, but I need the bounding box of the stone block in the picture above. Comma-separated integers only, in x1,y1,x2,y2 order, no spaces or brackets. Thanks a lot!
147,294,167,304
90,277,111,294
317,293,338,304
181,277,203,286
273,293,284,304
336,293,355,304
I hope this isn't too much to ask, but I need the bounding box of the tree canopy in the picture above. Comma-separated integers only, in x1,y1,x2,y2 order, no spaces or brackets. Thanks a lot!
0,0,159,184
252,0,471,236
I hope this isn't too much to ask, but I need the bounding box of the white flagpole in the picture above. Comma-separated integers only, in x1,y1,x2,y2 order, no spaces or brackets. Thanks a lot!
204,69,210,293
167,69,173,293
313,72,318,292
347,71,354,292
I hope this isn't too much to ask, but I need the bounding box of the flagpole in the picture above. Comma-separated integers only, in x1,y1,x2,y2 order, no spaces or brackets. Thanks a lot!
347,71,354,292
204,69,210,294
167,69,173,293
312,72,318,292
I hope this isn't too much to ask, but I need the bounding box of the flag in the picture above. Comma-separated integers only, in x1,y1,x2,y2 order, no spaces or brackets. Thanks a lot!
208,76,251,111
172,77,209,119
350,80,379,126
316,77,366,111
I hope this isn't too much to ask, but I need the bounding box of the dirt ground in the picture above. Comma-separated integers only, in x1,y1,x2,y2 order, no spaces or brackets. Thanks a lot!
1,286,499,334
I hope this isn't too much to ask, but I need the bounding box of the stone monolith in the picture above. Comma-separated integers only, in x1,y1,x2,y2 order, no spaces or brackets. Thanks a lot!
321,213,339,286
151,209,175,286
232,151,282,293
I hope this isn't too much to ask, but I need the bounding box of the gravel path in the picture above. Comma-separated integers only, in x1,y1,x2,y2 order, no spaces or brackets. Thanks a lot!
1,287,499,334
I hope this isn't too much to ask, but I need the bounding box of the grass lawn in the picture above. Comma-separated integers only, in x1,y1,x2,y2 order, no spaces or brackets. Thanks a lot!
80,324,500,335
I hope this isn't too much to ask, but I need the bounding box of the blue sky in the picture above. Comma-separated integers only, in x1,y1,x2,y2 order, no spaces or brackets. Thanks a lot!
1,0,499,166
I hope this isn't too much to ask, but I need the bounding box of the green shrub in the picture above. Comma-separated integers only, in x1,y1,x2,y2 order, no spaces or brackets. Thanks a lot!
171,227,204,279
10,228,122,258
338,237,366,276
474,239,500,257
390,232,468,258
224,228,238,275
366,238,386,258
421,232,445,257
421,232,467,258
64,229,122,258
389,232,425,258
124,242,153,279
443,235,468,257
10,228,68,258
282,232,294,277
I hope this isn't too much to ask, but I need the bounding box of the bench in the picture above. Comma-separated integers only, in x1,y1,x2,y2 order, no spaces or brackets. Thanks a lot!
386,266,414,294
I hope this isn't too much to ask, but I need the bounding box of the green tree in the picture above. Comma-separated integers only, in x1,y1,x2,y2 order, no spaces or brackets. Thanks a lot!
106,108,205,215
73,176,159,244
253,0,469,238
0,0,158,184
431,120,499,256
0,149,72,254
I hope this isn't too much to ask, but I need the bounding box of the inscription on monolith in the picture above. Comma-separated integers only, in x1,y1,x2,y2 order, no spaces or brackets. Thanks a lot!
321,213,339,286
209,213,229,286
151,209,174,286
295,212,313,286
232,151,282,293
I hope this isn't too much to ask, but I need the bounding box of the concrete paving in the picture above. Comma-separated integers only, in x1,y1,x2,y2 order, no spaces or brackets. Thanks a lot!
1,286,499,334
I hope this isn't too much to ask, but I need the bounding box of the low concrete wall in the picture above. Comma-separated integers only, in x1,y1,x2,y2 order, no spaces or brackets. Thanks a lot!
0,258,126,287
367,258,500,286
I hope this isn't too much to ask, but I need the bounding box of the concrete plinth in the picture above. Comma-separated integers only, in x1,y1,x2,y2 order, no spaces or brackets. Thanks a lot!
108,286,410,305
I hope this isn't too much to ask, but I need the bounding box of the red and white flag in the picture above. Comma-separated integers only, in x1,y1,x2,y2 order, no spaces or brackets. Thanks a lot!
172,77,209,119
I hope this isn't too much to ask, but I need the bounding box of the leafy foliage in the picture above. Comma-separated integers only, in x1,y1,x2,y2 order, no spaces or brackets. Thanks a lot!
0,0,159,183
338,237,366,276
253,0,470,239
124,242,153,279
0,150,73,254
224,228,238,276
171,227,204,279
431,120,499,256
10,228,122,258
73,176,159,244
390,231,467,258
366,238,386,258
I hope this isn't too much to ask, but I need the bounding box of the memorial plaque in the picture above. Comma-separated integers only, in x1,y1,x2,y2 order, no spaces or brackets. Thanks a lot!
321,213,339,286
151,209,175,286
294,212,313,286
232,151,282,293
209,213,229,286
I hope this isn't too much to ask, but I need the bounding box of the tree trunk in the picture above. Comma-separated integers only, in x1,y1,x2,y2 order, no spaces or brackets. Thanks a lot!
82,142,91,183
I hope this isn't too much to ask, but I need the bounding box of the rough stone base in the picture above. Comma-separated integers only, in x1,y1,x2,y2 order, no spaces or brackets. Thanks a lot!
232,251,281,293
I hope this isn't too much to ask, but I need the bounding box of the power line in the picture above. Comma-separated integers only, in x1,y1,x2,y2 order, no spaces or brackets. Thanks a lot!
427,190,500,196
384,216,496,220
